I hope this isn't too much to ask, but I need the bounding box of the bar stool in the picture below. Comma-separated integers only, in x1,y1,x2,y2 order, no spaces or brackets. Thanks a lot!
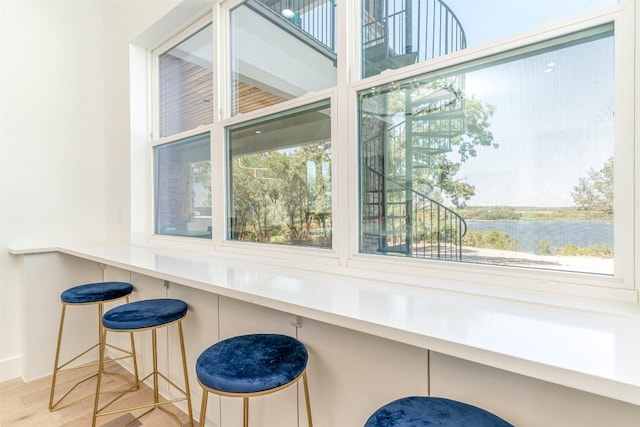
196,333,312,427
49,281,138,411
92,298,194,427
365,396,513,427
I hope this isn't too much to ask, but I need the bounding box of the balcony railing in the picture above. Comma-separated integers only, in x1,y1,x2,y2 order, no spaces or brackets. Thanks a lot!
362,0,466,76
253,0,466,78
252,0,336,53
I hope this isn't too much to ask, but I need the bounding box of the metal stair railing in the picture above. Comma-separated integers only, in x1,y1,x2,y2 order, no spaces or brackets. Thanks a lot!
254,0,465,77
362,0,467,77
251,0,336,53
362,166,467,261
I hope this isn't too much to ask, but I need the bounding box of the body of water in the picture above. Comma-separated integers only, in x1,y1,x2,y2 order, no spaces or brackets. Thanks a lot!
466,221,613,253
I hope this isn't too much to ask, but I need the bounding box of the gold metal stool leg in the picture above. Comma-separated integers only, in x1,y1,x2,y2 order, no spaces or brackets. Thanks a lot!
178,320,195,425
49,298,138,412
49,302,68,411
199,388,209,426
93,318,193,427
303,371,313,427
243,396,249,427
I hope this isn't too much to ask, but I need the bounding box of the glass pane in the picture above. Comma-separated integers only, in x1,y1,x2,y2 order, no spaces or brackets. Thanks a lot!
158,24,213,138
228,101,332,248
361,0,617,78
230,2,337,116
154,133,211,238
359,27,614,275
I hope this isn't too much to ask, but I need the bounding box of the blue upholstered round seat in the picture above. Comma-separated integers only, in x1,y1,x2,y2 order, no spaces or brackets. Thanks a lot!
102,298,188,330
365,396,513,427
196,333,308,394
61,281,133,304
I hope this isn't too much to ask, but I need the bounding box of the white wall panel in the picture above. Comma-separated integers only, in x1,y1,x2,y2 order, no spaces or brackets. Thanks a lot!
430,351,640,427
168,282,219,422
22,253,103,381
298,319,429,427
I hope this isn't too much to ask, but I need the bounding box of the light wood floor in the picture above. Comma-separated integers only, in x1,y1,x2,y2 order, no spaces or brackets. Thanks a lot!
0,362,197,426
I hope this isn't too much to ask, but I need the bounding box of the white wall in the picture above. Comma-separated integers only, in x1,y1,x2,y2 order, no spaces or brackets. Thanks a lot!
0,0,105,380
102,0,186,243
0,0,180,381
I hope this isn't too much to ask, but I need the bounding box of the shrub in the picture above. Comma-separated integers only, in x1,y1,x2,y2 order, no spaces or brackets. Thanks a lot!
463,229,518,251
536,239,552,255
557,244,613,258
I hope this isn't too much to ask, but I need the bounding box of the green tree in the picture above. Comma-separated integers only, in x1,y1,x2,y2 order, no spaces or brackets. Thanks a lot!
232,153,283,242
280,142,331,244
412,92,497,208
231,142,331,247
571,157,613,214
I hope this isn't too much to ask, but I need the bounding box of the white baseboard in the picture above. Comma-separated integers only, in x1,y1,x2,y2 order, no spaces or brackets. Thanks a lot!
0,355,21,382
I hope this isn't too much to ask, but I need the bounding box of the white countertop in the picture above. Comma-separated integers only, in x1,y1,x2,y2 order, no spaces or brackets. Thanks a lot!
38,244,640,406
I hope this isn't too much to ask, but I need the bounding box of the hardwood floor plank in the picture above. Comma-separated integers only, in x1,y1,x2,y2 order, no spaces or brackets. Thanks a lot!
0,363,197,427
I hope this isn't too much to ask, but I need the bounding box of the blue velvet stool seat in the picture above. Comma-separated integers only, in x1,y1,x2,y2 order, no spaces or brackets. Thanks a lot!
365,396,513,427
196,333,312,427
92,298,194,427
49,281,137,412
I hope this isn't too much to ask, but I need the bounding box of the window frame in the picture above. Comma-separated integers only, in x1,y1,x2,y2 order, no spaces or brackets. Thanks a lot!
216,89,341,264
348,2,636,301
142,0,637,304
149,14,215,246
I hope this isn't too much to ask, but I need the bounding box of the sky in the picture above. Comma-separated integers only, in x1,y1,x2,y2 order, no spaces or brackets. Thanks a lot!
444,0,617,47
439,0,617,207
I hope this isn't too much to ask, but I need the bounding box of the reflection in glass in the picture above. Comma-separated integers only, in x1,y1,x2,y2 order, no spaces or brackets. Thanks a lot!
158,24,213,138
361,0,617,78
359,27,614,274
228,101,332,248
154,133,211,239
230,3,337,116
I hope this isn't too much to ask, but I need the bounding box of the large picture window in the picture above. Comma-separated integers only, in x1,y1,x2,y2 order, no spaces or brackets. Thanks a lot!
227,101,332,248
359,26,615,275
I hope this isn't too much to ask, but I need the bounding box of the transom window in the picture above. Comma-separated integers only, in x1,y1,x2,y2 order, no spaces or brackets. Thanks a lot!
361,0,618,78
230,1,337,116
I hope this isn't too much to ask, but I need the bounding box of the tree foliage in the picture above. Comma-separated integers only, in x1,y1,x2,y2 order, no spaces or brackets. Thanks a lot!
410,89,497,208
571,157,613,214
230,142,331,247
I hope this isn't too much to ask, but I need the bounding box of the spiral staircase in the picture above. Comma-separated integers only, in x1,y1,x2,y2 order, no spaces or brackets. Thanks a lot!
254,0,468,260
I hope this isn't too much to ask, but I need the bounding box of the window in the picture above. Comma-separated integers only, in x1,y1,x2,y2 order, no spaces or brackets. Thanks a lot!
158,23,213,137
141,0,635,298
154,133,211,239
361,0,618,78
227,101,332,248
359,26,615,275
153,20,213,240
229,1,337,116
